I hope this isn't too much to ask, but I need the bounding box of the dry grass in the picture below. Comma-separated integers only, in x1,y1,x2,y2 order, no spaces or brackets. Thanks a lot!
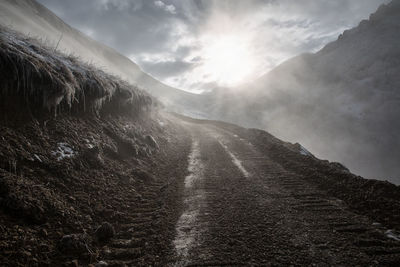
0,27,154,118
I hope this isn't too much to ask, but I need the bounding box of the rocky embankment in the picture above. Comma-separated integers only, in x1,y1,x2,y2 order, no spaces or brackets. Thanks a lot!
0,27,192,266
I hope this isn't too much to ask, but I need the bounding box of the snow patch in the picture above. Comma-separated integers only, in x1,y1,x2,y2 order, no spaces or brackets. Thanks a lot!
299,145,312,156
184,141,203,188
33,154,42,162
83,138,95,149
51,142,75,161
218,141,250,178
174,140,206,262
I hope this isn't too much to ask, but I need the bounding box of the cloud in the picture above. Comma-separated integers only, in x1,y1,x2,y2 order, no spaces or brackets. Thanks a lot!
154,0,176,14
36,0,390,92
99,0,132,11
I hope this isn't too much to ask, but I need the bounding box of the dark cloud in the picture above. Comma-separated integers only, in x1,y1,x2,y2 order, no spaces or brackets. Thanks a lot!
36,0,390,92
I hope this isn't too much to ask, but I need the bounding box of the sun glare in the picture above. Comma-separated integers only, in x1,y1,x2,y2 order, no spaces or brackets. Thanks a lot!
201,34,256,87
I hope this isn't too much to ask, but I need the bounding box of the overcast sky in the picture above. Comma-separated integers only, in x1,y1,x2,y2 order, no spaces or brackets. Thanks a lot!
37,0,389,93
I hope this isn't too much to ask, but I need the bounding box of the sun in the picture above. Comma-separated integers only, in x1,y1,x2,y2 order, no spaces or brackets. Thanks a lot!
200,34,257,87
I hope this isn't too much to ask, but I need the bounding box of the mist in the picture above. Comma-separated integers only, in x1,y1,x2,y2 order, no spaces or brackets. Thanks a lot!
204,1,400,184
1,0,399,185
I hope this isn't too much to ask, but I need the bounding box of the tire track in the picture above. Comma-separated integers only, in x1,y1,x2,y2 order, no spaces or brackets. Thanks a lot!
218,140,250,178
173,139,207,265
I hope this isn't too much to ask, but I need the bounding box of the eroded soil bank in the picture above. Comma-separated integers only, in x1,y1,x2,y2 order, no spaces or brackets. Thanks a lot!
0,112,192,266
1,113,400,266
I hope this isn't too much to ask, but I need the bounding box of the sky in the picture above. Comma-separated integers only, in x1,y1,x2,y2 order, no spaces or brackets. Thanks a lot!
37,0,390,93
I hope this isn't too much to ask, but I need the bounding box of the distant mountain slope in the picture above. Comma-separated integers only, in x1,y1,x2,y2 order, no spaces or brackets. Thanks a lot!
0,0,202,113
208,0,400,184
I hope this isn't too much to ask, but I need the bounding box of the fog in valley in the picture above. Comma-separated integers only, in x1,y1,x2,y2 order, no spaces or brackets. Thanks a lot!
207,2,400,184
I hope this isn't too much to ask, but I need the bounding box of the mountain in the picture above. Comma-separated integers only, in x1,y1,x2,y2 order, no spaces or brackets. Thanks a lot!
0,0,202,114
2,4,400,265
1,27,400,266
2,0,399,184
207,0,400,184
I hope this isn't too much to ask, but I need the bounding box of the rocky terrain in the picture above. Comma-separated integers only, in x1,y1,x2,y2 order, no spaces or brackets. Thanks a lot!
3,0,400,185
0,27,192,266
1,13,400,267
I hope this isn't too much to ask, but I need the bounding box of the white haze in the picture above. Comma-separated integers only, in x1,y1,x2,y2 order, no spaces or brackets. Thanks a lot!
1,0,399,185
205,1,400,184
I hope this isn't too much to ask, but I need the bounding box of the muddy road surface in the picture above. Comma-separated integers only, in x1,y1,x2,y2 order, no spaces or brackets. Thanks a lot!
168,115,400,266
1,114,399,266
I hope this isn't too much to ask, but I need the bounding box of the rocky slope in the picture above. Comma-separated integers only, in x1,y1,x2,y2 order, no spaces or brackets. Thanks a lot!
206,0,400,184
1,27,400,266
0,27,192,266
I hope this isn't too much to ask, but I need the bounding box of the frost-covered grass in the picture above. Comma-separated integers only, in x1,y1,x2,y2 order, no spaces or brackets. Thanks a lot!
0,27,154,117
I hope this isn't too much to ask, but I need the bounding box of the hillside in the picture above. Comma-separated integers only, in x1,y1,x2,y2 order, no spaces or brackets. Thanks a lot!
207,0,400,184
0,26,192,266
1,26,400,266
0,0,202,114
3,0,400,184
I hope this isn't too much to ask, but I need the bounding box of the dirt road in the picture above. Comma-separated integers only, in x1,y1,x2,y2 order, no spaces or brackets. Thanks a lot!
170,116,400,266
2,113,398,266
